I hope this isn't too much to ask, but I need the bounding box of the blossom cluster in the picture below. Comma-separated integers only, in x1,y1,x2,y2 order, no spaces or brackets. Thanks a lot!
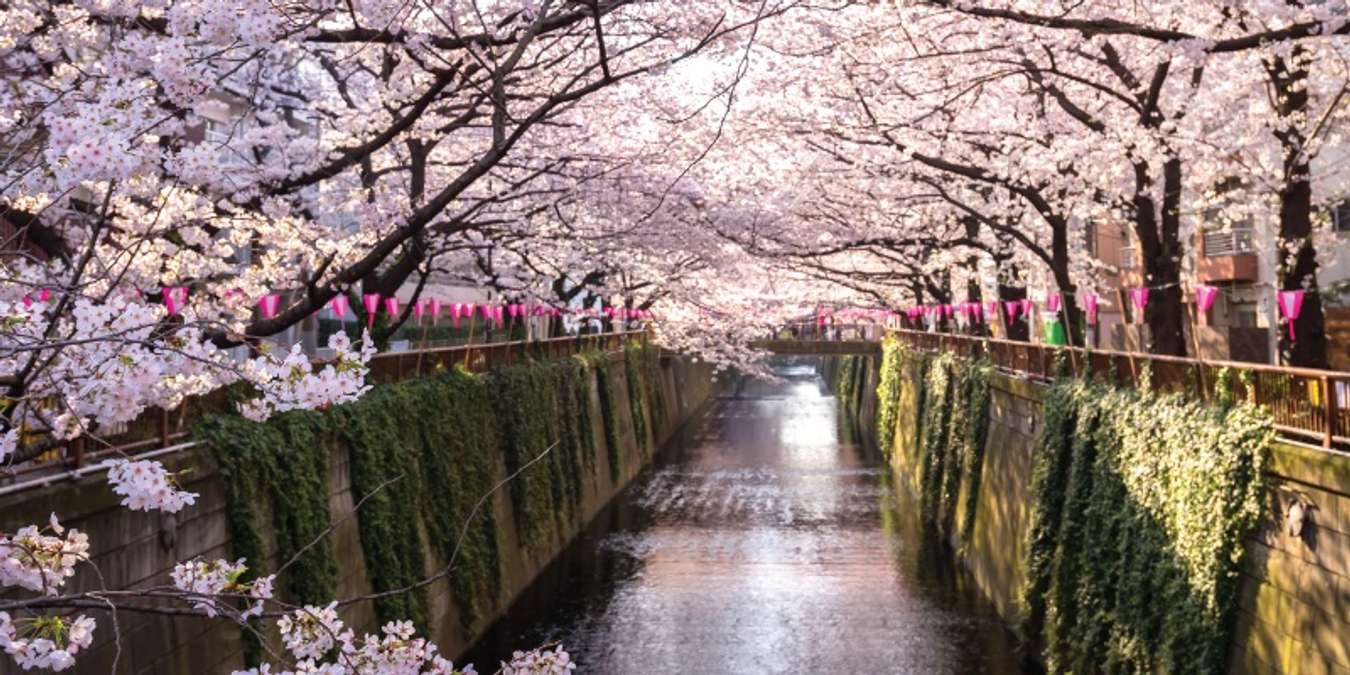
106,459,200,513
0,613,96,672
0,517,95,672
499,647,577,675
237,331,376,423
170,558,275,619
0,516,89,595
237,605,483,675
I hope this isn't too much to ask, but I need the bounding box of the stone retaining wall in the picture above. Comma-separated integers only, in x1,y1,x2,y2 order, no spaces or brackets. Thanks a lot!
0,353,717,674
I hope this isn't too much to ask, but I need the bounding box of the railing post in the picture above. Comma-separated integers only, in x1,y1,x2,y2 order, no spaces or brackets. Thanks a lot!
1324,375,1335,449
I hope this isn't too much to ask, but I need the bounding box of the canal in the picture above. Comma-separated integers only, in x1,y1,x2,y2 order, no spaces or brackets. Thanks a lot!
463,361,1027,673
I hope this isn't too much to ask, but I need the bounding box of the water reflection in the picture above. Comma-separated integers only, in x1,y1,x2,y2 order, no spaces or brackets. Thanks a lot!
463,362,1027,674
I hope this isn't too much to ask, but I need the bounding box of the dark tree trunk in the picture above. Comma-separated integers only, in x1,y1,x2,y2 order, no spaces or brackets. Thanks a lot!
1269,47,1330,368
1131,159,1188,356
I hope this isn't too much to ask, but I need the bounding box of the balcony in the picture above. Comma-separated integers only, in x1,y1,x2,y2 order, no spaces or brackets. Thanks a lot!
1196,228,1259,283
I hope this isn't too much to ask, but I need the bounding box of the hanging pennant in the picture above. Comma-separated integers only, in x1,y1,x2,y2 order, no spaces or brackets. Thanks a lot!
363,293,381,328
1195,285,1219,314
413,300,426,322
1046,293,1061,313
1004,300,1020,321
258,294,281,319
1084,293,1099,326
1278,290,1305,341
330,296,349,319
163,286,188,315
384,296,400,318
430,299,442,324
1020,298,1034,318
1130,287,1149,324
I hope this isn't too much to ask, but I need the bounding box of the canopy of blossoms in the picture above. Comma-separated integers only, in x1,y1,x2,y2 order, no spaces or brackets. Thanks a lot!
3,0,1350,671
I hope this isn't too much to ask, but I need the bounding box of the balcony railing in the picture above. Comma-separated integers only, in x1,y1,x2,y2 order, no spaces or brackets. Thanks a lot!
1202,228,1256,257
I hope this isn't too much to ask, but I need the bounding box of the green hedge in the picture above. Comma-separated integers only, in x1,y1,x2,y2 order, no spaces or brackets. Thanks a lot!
197,344,657,663
1022,379,1271,675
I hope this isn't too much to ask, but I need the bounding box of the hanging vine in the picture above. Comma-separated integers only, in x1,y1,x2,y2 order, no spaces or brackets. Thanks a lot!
196,347,653,657
1021,380,1271,675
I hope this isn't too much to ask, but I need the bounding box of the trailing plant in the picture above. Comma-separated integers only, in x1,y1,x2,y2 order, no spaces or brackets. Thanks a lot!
877,348,993,539
918,353,954,521
592,354,624,482
874,337,906,456
487,359,588,545
623,340,651,457
957,360,992,542
1020,379,1271,675
197,410,337,664
196,349,641,652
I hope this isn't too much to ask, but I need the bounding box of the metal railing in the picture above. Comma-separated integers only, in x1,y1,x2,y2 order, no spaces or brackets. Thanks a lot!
3,331,647,483
1202,228,1257,257
886,329,1349,449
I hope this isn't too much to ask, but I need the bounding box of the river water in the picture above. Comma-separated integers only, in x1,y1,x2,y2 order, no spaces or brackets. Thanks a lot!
463,362,1027,674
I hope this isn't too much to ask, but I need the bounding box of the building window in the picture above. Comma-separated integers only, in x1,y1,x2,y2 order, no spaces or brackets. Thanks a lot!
1331,200,1350,232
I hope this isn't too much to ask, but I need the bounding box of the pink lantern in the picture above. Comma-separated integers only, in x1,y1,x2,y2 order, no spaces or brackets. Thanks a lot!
330,296,349,319
384,296,400,317
430,298,442,323
258,294,281,319
1004,301,1019,321
1020,298,1033,318
37,288,50,303
1278,290,1305,341
363,293,381,328
1046,293,1061,313
1084,293,1099,325
413,300,426,321
492,305,504,327
1195,285,1219,314
163,286,188,315
1130,287,1149,310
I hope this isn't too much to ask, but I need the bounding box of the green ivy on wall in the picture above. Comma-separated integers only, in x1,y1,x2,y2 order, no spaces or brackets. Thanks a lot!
197,410,338,663
592,354,624,482
623,341,651,457
196,347,655,663
874,337,906,457
1021,379,1271,675
906,351,993,537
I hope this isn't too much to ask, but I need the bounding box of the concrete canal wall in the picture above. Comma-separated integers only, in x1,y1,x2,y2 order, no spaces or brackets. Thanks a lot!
0,349,717,674
827,352,1350,675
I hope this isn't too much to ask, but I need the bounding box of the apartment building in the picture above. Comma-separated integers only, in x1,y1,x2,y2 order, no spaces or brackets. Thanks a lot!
1087,200,1350,369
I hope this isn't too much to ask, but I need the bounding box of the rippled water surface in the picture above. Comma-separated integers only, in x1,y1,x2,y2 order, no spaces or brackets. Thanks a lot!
463,362,1027,674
